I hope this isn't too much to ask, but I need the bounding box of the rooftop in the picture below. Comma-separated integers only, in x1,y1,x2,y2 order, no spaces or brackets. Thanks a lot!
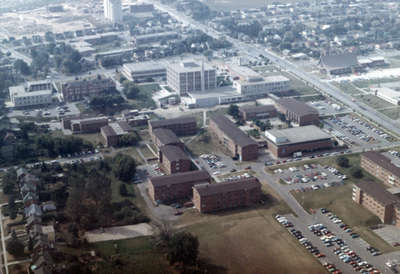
265,125,332,145
239,104,276,114
123,61,166,73
320,52,359,69
153,128,181,145
149,170,211,187
160,145,190,162
210,115,257,148
276,98,318,116
149,116,196,128
362,151,400,178
193,177,261,197
168,60,214,73
354,181,400,206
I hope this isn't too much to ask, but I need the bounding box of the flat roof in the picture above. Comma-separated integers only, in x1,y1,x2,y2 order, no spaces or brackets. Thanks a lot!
210,115,257,148
153,128,181,145
227,64,260,78
276,98,318,116
150,170,211,187
168,60,214,73
193,177,260,197
354,181,400,206
239,104,276,114
160,145,190,162
265,125,332,145
363,151,400,178
135,31,178,39
9,86,52,97
123,61,166,73
149,116,196,128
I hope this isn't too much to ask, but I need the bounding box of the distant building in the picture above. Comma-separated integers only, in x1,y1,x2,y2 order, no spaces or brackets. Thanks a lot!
319,52,359,75
275,98,319,126
62,116,108,134
148,170,211,203
167,60,216,95
353,181,400,226
100,121,134,147
130,3,154,13
159,145,192,175
60,75,116,102
374,87,400,106
148,116,197,136
209,115,258,161
239,105,277,121
265,125,333,157
9,80,53,108
234,75,290,97
104,0,123,24
121,61,166,82
193,178,262,213
133,32,179,46
361,152,400,187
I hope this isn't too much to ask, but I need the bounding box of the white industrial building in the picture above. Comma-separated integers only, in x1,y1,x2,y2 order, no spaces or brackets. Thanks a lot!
9,80,54,107
122,61,167,81
167,60,216,95
375,87,400,105
104,0,123,24
234,75,290,97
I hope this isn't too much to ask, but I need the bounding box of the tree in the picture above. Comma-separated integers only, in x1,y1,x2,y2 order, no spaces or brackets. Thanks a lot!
118,133,139,147
167,232,199,266
13,59,31,76
3,169,16,195
8,195,17,220
119,184,128,197
6,238,25,257
123,82,140,99
228,104,240,119
336,156,350,168
351,167,363,179
111,154,136,182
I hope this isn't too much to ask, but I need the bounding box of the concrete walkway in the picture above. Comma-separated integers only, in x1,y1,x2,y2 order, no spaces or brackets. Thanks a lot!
85,223,154,243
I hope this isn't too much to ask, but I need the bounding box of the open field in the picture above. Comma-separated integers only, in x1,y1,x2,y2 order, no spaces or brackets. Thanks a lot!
185,130,216,156
334,82,363,96
205,0,301,10
174,184,325,274
353,77,400,89
379,107,400,120
101,147,145,165
355,94,393,109
291,183,398,253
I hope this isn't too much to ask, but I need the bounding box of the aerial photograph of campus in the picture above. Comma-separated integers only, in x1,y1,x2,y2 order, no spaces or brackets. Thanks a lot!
3,0,400,273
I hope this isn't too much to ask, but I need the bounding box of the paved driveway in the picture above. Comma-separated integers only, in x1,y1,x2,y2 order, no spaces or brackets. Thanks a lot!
85,223,153,243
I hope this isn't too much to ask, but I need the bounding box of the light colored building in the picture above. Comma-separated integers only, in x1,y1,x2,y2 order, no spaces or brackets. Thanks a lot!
374,87,400,106
9,80,53,107
134,32,179,46
104,0,123,24
122,61,166,81
167,60,216,95
234,75,290,97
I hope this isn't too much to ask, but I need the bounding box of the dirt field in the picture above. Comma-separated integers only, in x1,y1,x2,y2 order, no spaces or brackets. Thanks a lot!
176,184,325,274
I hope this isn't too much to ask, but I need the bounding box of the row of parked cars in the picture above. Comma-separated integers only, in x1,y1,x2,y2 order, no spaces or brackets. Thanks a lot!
351,117,391,140
323,210,361,239
200,154,226,170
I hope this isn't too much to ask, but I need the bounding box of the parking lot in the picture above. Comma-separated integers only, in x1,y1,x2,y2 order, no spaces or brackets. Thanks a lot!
308,100,351,116
279,208,389,274
324,115,395,147
275,164,347,192
8,102,80,119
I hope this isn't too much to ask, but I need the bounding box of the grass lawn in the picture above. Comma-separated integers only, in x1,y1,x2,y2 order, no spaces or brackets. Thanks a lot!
137,83,161,93
334,82,363,96
379,107,400,120
90,237,173,274
140,145,156,159
281,71,320,96
77,133,103,146
291,183,397,253
353,77,400,89
177,184,324,274
185,130,217,156
355,94,393,109
101,147,145,165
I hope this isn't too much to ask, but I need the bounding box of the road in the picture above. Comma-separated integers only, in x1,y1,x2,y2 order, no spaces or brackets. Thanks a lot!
146,0,400,137
0,45,32,65
0,207,8,274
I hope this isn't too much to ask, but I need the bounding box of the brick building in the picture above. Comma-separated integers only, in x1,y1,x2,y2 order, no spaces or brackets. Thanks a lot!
159,145,192,175
63,116,108,134
275,98,319,126
152,128,184,151
148,116,197,136
192,178,262,213
265,125,333,157
60,75,116,102
100,121,134,147
209,115,258,161
361,151,400,187
353,181,400,226
148,170,211,203
239,105,277,121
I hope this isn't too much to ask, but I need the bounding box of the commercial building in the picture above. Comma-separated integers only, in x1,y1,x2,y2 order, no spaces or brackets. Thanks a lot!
167,61,216,95
134,32,179,46
361,152,400,187
187,86,245,108
104,0,123,24
265,125,333,157
159,145,192,175
100,121,134,147
353,181,400,226
319,52,359,75
9,80,53,108
152,128,184,150
275,98,319,126
121,61,166,82
374,87,400,106
148,170,211,203
60,75,116,102
209,115,258,161
234,75,290,97
226,64,260,80
63,116,108,134
192,178,262,213
148,116,197,136
239,105,277,121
